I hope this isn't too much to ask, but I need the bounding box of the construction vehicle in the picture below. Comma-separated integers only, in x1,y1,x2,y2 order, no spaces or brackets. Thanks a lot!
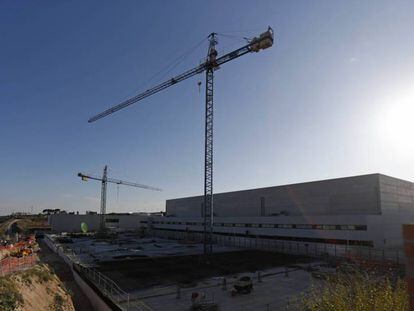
233,276,253,294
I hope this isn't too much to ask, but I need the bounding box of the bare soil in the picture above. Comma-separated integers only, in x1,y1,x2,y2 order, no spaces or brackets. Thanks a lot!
13,265,75,311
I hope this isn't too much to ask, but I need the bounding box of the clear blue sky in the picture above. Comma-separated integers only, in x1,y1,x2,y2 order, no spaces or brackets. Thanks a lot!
1,0,414,215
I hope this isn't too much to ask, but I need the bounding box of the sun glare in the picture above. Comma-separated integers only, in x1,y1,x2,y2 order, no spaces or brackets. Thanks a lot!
378,91,414,153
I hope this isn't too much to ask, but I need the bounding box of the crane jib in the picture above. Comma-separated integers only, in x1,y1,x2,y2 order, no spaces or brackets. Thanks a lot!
78,173,162,191
87,28,273,123
88,63,206,123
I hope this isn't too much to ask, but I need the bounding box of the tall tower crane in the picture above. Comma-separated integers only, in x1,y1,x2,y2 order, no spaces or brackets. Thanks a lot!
78,165,162,232
88,28,274,254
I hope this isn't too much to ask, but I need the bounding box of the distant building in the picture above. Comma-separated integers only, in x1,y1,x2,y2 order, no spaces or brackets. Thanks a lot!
48,213,148,232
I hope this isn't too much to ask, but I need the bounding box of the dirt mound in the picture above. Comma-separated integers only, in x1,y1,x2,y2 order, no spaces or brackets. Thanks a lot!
2,264,75,311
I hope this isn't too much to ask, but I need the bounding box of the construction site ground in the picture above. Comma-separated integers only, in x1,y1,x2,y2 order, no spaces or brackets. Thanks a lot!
97,250,309,292
48,234,321,310
129,263,317,311
97,249,317,310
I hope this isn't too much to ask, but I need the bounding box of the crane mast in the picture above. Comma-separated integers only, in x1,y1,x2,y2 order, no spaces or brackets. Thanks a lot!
203,33,217,254
100,165,108,230
78,166,162,233
88,28,274,254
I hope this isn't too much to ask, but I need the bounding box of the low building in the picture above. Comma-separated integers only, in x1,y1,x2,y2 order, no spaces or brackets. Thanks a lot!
48,213,148,232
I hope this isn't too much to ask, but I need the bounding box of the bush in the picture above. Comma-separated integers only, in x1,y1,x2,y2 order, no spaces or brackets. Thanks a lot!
51,293,65,311
302,271,408,311
21,265,53,285
0,277,24,311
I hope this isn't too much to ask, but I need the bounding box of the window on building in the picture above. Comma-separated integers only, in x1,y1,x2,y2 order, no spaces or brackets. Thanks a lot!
251,223,262,228
296,224,312,229
262,224,274,228
106,218,119,223
279,224,293,229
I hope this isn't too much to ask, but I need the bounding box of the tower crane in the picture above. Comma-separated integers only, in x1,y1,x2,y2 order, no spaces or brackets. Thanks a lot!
88,28,274,254
78,165,162,232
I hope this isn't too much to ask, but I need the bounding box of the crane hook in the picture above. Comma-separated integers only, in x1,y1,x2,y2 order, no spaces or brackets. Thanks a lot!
198,81,202,93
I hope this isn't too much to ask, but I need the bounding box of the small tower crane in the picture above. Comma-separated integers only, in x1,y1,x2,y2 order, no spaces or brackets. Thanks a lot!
88,28,274,254
78,165,162,232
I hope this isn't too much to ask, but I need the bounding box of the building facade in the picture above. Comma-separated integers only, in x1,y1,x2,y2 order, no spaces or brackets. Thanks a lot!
150,174,414,249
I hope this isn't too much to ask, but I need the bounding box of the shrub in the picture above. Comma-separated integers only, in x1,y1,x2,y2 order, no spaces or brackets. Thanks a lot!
0,277,24,311
21,265,53,284
302,271,408,311
51,293,65,311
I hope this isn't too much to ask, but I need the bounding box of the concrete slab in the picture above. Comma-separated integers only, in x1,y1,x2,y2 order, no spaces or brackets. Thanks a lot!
127,266,316,311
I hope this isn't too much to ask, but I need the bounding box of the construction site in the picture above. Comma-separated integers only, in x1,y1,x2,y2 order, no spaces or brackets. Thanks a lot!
43,215,405,311
44,231,318,310
38,25,410,310
3,1,414,310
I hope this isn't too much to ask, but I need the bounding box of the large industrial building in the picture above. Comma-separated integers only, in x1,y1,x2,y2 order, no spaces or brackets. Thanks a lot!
49,173,414,250
150,173,414,250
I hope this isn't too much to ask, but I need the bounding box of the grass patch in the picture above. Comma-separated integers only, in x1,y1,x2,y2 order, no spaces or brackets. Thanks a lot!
20,265,53,285
0,277,24,311
302,269,408,310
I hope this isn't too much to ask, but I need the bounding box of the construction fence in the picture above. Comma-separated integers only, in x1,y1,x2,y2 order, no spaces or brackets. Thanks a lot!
0,254,38,277
150,229,404,266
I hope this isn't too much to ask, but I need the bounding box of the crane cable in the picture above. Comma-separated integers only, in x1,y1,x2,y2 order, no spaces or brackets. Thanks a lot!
116,36,208,104
148,36,208,85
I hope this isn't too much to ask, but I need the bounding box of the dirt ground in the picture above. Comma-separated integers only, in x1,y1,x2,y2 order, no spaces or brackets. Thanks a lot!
97,250,309,291
13,265,75,311
37,240,93,311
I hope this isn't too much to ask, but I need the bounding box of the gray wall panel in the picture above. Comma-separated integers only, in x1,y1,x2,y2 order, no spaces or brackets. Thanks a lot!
167,174,382,217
